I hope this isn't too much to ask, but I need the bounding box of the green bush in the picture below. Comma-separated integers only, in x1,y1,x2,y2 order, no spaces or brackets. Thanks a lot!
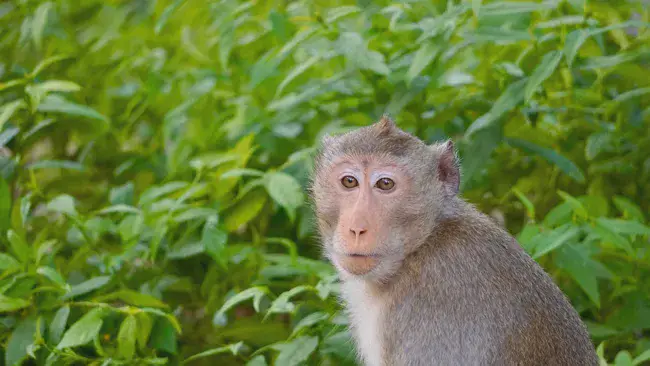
0,0,649,365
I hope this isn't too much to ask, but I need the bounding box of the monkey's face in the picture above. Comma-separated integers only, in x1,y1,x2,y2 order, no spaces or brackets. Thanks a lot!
311,116,459,281
313,153,436,281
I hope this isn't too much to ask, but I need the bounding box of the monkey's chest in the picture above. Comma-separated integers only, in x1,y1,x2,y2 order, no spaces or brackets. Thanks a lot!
342,282,385,366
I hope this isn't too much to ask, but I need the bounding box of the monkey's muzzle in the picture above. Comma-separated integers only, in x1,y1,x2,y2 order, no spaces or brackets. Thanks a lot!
335,253,379,275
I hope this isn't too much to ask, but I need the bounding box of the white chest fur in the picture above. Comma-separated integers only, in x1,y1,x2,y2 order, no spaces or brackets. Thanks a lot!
341,279,385,366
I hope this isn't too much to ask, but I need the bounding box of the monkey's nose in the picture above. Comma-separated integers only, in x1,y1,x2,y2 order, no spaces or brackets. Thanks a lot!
350,227,367,236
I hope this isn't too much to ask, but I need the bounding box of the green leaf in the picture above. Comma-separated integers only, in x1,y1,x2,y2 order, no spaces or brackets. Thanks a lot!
406,42,440,85
592,220,634,255
596,218,650,236
93,289,167,308
182,342,244,364
564,29,589,66
223,188,267,232
465,27,532,42
512,188,535,220
0,100,26,130
37,94,109,123
267,286,312,315
155,0,183,34
135,312,153,350
215,287,268,320
585,132,613,161
0,126,19,147
264,172,304,222
7,229,30,263
202,215,228,267
615,351,634,366
0,293,30,312
272,336,319,366
31,80,81,93
62,276,111,300
336,32,390,75
557,190,588,219
32,2,53,50
46,194,77,216
5,317,37,366
555,246,600,307
524,50,562,102
633,349,650,365
276,56,320,96
220,168,265,180
57,308,105,349
0,176,10,232
0,252,20,271
142,308,182,335
30,55,72,77
613,196,645,222
532,226,580,259
466,78,527,136
27,160,86,172
37,266,68,289
506,138,585,183
150,317,178,354
246,356,268,366
117,315,137,360
292,312,329,336
49,305,70,345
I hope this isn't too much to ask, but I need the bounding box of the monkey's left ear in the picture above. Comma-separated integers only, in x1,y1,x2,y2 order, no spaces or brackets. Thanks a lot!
435,140,460,196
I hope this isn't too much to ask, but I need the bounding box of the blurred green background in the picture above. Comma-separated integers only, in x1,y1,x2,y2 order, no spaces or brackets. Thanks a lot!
1,0,649,365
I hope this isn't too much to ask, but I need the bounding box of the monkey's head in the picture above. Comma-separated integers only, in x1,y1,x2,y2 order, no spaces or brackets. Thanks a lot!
310,116,460,281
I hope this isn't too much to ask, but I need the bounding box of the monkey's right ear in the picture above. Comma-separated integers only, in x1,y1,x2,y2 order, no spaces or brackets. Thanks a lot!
435,140,460,196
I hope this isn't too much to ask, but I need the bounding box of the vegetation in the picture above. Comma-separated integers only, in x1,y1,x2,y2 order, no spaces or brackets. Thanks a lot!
0,0,649,365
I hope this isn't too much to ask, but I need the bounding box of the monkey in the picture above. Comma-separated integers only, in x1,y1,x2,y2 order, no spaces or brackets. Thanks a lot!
310,115,599,366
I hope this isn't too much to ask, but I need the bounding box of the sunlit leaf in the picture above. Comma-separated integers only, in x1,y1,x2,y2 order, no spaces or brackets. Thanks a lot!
202,215,228,267
272,336,319,366
406,42,440,85
5,317,37,366
466,79,526,136
57,308,105,349
613,196,645,222
265,172,304,222
7,229,30,263
291,312,329,336
93,289,167,308
37,95,109,123
37,266,68,289
117,315,138,360
0,100,27,130
0,294,30,312
49,306,70,345
555,246,601,307
62,276,111,300
524,50,562,102
183,342,243,363
32,2,53,50
215,287,269,320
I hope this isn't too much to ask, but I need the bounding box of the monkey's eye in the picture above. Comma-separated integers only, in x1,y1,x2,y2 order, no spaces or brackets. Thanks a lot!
341,175,358,188
375,178,395,191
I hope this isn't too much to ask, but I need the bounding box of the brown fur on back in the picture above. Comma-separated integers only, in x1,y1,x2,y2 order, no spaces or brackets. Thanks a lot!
378,200,598,365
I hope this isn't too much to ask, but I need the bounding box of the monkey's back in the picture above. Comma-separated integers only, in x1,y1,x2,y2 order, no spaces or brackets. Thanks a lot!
381,202,599,366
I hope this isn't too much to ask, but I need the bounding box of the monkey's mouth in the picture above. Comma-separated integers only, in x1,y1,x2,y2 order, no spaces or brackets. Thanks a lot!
335,253,380,275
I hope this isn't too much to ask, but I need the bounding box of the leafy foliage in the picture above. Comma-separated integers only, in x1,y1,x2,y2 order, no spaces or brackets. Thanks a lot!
0,0,649,365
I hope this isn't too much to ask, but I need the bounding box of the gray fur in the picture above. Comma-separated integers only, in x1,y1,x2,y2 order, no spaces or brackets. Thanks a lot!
310,117,599,366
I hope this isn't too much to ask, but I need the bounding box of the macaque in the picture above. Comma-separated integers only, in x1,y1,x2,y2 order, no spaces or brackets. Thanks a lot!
310,116,598,366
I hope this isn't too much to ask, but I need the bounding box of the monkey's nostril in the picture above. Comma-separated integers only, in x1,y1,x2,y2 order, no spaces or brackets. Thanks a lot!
350,227,367,236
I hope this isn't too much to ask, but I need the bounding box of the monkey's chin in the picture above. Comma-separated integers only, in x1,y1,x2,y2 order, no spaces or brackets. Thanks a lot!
334,254,379,276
